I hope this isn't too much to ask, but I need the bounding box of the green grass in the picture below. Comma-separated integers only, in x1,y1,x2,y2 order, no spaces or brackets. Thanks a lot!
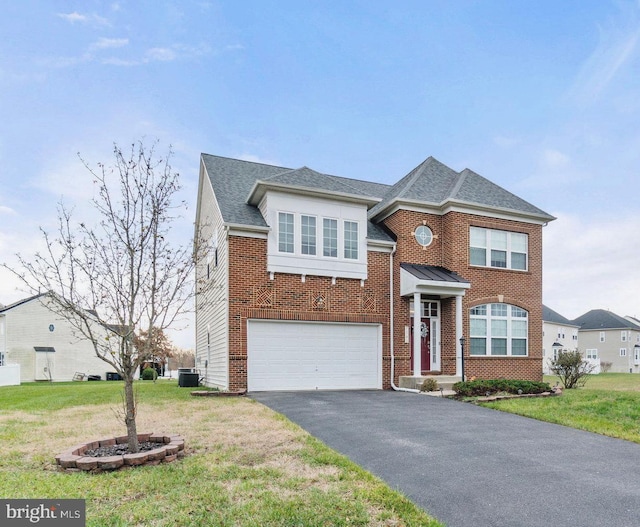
0,381,442,527
481,373,640,443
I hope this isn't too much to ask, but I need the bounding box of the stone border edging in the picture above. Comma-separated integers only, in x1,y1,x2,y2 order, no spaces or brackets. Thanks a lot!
55,433,184,472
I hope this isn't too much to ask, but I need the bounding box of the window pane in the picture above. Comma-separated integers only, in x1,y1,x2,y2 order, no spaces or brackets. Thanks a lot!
470,338,486,355
512,339,527,356
470,319,487,337
344,221,358,259
492,319,507,337
491,230,507,250
301,215,316,255
511,252,527,270
491,304,507,317
511,232,527,252
512,320,527,338
491,338,507,355
470,227,486,247
491,249,507,268
323,218,337,257
511,306,527,318
278,213,294,253
470,247,486,266
471,305,487,316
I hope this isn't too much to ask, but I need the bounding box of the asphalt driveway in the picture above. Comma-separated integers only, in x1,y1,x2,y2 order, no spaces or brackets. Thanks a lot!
251,390,640,527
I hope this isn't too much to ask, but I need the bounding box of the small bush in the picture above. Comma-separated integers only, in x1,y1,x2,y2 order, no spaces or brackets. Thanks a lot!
142,367,157,381
600,361,612,373
420,378,439,392
453,379,552,397
551,349,595,388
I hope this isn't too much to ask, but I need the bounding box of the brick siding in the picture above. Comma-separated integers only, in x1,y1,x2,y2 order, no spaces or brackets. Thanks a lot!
226,208,544,390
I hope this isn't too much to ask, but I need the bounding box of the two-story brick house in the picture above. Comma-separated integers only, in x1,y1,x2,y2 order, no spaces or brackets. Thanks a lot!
194,154,555,391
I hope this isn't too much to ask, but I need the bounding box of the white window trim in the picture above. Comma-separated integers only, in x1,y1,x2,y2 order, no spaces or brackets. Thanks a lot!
620,348,627,357
469,227,529,271
470,303,529,357
277,211,362,263
586,349,598,359
599,331,606,343
277,211,295,254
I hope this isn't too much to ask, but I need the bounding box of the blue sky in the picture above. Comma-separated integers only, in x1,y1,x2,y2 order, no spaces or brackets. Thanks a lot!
2,1,640,348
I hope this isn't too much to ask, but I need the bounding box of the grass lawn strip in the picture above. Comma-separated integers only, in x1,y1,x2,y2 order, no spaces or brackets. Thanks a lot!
481,373,640,444
0,381,442,527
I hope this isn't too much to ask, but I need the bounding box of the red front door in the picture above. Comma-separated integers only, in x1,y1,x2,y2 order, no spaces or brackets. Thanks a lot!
410,317,431,374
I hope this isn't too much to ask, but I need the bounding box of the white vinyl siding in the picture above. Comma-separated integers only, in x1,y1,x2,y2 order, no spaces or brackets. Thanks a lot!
195,174,229,389
470,227,528,271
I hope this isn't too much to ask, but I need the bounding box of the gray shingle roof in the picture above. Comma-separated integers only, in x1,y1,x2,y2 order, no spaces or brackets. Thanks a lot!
201,153,555,241
0,293,47,313
201,154,393,241
572,309,640,330
369,157,554,222
543,305,578,326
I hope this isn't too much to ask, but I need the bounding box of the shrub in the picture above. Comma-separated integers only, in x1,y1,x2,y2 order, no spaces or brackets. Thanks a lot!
550,349,595,389
600,361,612,373
420,378,439,392
452,379,552,397
142,367,157,381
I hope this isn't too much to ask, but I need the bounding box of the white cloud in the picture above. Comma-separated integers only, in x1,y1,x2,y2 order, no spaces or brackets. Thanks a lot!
0,205,16,215
57,12,110,27
567,4,640,106
543,211,640,320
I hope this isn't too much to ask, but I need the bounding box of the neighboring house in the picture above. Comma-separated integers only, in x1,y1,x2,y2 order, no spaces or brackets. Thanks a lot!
573,309,640,373
0,293,110,382
195,154,555,392
542,305,581,374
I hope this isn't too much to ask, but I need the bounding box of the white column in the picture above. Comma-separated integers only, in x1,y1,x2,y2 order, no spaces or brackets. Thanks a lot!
456,294,463,377
413,292,421,376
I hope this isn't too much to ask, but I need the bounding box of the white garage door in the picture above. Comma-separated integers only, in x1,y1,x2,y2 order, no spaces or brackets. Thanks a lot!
247,320,382,391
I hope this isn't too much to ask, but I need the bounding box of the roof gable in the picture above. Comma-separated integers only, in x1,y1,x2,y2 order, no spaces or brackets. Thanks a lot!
0,293,48,313
542,305,578,326
572,309,640,330
369,157,555,223
200,153,554,239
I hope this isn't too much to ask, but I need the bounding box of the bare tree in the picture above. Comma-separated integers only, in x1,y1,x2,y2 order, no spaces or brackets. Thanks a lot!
5,140,205,453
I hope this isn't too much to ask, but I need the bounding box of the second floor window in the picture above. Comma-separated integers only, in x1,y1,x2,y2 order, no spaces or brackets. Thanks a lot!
470,227,528,271
278,213,294,253
301,215,316,255
344,221,358,260
323,218,338,257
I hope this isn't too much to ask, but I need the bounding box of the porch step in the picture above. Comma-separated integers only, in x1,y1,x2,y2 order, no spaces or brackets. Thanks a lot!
398,375,462,391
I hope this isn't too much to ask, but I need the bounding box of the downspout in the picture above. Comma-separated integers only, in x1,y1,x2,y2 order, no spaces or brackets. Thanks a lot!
389,245,420,394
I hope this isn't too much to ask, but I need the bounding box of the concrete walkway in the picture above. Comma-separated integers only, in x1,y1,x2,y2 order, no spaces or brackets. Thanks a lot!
251,390,640,527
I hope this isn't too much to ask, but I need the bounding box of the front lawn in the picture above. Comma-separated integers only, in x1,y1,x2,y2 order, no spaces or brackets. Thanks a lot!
481,373,640,443
0,380,442,527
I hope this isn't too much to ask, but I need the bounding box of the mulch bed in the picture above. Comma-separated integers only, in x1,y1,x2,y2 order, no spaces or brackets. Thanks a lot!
84,441,166,457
